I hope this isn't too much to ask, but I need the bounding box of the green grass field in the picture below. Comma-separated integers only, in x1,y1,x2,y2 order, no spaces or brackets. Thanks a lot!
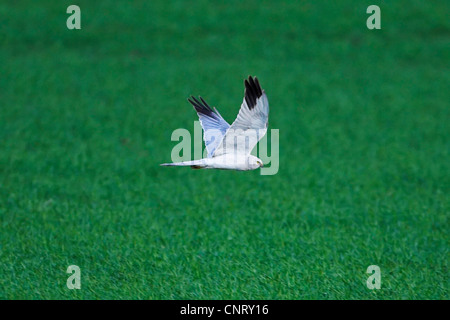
0,0,448,299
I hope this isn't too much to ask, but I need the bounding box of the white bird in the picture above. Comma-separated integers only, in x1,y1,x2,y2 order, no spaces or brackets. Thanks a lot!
161,76,269,171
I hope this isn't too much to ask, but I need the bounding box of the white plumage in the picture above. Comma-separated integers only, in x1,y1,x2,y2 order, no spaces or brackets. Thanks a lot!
161,76,269,171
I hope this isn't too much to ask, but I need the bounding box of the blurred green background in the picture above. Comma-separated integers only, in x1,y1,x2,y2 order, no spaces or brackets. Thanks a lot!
0,0,448,299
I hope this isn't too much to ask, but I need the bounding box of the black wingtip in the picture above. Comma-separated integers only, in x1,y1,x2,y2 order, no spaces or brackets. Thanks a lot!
187,95,215,117
244,75,263,110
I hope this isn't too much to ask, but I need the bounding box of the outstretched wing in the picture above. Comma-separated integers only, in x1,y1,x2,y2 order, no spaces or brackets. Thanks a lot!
213,76,269,157
188,96,230,158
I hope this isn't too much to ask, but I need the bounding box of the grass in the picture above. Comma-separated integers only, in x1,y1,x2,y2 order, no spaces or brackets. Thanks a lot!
0,0,448,299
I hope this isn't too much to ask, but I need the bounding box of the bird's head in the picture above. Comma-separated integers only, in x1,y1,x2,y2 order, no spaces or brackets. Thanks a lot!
248,155,264,169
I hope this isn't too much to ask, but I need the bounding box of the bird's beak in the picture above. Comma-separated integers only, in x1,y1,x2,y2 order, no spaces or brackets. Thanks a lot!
260,163,264,168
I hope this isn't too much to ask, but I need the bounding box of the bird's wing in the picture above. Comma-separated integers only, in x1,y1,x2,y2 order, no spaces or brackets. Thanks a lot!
188,96,230,158
212,76,269,157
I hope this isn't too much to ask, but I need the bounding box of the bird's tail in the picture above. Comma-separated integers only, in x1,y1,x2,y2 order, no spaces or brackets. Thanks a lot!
160,159,207,169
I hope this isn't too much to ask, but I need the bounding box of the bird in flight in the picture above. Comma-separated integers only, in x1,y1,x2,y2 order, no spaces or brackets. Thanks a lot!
161,76,269,171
